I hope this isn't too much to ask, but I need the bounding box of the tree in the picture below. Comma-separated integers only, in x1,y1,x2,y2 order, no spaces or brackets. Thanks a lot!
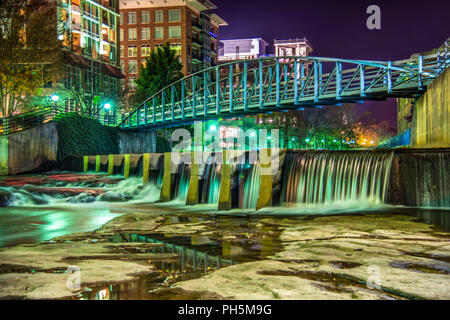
0,0,63,117
135,42,183,101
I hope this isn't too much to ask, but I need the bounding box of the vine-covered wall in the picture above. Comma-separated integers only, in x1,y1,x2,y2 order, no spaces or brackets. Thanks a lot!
55,114,120,162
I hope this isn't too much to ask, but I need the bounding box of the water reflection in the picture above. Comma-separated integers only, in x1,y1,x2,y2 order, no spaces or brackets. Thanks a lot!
0,206,122,247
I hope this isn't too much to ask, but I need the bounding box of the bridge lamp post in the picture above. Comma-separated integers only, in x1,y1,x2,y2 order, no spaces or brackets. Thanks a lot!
104,103,111,125
51,95,59,115
305,138,310,150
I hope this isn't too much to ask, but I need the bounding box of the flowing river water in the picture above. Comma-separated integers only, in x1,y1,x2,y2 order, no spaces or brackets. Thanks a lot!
0,151,449,300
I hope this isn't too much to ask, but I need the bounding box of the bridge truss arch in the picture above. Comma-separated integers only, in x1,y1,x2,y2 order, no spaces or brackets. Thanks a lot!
120,52,445,129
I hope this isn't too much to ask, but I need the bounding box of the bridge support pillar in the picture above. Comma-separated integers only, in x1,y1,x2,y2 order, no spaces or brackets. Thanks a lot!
159,152,172,202
256,149,273,210
123,154,130,179
108,155,114,175
0,136,8,176
186,151,201,205
95,155,101,173
143,153,150,186
83,156,88,172
218,150,232,211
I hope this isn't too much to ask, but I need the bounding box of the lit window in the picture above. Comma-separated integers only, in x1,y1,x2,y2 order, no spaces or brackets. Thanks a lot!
170,43,182,56
141,11,150,23
129,77,137,90
128,28,137,40
141,28,150,40
128,45,137,57
168,26,181,39
120,13,124,24
168,9,181,22
128,12,137,24
155,10,164,23
128,60,137,74
154,27,164,39
120,45,124,57
120,29,123,41
141,45,151,57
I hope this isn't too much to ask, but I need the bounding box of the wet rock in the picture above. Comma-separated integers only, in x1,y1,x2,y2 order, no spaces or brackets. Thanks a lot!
66,193,96,204
0,188,15,207
14,189,48,205
329,261,363,269
389,261,450,274
97,192,127,202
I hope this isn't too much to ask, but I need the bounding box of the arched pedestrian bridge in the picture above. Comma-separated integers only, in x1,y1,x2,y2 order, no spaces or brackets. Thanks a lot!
120,48,448,130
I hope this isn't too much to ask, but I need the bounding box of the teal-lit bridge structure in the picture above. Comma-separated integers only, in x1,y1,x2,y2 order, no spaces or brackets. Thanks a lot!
0,42,448,136
120,44,449,130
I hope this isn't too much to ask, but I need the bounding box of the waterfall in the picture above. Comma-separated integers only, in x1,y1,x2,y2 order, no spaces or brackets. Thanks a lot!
174,164,191,201
156,165,164,188
243,163,261,209
201,163,222,204
281,151,394,207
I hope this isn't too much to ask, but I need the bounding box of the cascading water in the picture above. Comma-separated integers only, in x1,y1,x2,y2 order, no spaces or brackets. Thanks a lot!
174,164,191,201
281,151,394,208
242,163,261,209
201,163,222,204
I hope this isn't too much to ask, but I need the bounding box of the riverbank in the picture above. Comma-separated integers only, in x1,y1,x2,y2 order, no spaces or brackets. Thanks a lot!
0,210,449,300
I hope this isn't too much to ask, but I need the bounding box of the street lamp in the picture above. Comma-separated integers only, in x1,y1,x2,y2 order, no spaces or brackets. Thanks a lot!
103,103,112,125
51,95,59,115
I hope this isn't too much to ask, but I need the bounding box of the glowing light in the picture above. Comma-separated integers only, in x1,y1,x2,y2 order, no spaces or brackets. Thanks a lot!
305,139,310,142
209,125,217,131
104,103,111,110
51,95,59,102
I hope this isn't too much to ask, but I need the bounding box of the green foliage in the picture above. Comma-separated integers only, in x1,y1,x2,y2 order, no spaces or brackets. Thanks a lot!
55,114,119,161
135,42,183,100
156,136,171,153
0,0,64,117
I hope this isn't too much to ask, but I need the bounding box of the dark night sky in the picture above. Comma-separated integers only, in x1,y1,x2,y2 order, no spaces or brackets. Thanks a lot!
211,0,450,129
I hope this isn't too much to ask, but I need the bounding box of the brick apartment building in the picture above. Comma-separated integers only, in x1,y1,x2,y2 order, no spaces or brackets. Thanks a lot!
119,0,227,91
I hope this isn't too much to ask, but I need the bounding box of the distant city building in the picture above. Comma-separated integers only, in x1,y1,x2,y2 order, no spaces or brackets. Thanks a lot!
218,38,269,61
274,38,313,57
119,0,228,91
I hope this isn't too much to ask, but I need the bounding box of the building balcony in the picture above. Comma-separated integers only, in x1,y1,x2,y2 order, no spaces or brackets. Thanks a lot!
100,54,111,64
192,38,202,48
192,53,202,63
71,4,80,13
192,21,202,32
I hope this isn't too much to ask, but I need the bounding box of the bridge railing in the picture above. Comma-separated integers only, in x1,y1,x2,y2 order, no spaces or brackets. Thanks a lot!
0,106,119,136
120,54,441,129
436,39,450,75
376,128,411,149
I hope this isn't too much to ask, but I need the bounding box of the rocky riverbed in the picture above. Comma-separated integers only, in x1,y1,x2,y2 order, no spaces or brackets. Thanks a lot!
0,211,449,300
